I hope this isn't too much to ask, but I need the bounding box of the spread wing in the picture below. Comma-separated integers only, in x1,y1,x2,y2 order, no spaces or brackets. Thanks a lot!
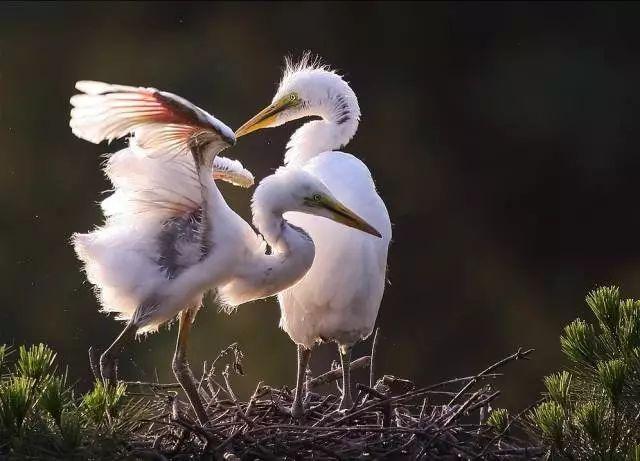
70,81,244,328
69,80,235,157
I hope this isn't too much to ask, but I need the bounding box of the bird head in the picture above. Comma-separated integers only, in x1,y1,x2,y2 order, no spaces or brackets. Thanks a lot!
235,54,360,137
252,168,381,238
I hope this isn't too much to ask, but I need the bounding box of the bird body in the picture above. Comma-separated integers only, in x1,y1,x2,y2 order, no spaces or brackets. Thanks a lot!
234,55,391,412
74,142,255,333
279,151,391,347
71,79,381,423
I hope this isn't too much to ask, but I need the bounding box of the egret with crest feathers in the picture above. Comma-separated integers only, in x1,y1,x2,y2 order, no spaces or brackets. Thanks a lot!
234,55,392,416
70,80,381,425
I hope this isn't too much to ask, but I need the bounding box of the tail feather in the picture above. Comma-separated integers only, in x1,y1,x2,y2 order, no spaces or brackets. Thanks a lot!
72,226,164,322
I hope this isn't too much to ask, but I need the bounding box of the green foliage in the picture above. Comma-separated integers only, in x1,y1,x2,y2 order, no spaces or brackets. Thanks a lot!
560,319,597,365
0,343,151,459
596,358,627,405
81,380,126,425
573,401,606,449
40,372,72,427
0,376,35,436
530,286,640,459
544,371,572,409
16,343,57,384
486,408,510,433
0,345,10,372
59,410,83,451
529,401,565,449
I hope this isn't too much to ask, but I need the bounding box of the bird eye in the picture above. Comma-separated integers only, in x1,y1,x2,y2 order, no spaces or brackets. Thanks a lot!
312,194,322,202
289,94,297,102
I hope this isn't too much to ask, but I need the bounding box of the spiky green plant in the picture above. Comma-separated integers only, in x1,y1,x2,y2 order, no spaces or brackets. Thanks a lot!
59,410,83,451
0,376,35,436
0,343,151,459
530,286,640,459
0,345,10,373
16,344,57,384
529,401,565,450
40,372,72,427
544,371,572,410
81,380,126,426
573,401,606,451
486,408,510,434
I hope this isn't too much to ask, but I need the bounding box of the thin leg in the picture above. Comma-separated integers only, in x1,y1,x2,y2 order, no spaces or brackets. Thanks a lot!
100,322,136,385
291,344,311,418
339,344,353,410
172,309,208,426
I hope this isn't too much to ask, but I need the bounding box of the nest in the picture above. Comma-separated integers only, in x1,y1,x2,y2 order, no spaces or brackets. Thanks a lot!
124,343,543,460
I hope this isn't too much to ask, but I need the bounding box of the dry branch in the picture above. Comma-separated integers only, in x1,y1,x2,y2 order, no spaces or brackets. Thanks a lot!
121,347,542,460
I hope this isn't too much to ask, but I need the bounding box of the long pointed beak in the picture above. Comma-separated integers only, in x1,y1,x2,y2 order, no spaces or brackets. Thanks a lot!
235,99,290,138
320,197,382,238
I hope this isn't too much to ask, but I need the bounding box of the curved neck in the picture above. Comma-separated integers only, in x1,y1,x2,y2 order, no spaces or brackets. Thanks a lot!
238,205,315,301
253,207,314,261
216,193,316,307
284,94,360,167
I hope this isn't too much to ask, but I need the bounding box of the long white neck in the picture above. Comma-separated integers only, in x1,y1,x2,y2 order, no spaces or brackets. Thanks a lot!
284,89,360,167
216,187,315,308
251,204,315,292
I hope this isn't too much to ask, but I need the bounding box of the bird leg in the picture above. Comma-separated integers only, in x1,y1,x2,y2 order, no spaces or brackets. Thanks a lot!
99,321,137,385
291,344,311,418
172,309,208,426
338,344,354,410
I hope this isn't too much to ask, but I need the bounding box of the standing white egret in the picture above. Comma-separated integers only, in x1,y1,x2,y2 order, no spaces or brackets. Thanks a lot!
233,56,392,415
70,80,381,425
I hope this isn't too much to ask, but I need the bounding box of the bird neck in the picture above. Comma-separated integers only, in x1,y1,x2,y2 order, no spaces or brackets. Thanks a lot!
249,206,315,299
284,93,360,167
253,206,313,259
215,206,315,308
215,171,318,307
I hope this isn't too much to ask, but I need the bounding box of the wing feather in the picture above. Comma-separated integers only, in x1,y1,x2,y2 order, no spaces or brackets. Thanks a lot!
70,80,235,154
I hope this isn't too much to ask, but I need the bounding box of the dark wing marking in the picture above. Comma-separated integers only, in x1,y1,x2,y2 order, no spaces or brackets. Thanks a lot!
156,207,210,279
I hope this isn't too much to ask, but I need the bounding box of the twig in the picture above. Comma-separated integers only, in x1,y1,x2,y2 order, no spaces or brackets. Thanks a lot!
307,356,371,389
356,383,391,427
448,347,533,406
125,381,182,389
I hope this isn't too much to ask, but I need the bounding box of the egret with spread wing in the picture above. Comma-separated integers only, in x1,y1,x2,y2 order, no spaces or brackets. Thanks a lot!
234,56,392,416
70,80,381,424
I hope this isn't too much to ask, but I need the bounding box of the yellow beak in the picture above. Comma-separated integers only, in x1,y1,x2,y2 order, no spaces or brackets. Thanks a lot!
235,98,291,138
320,197,382,238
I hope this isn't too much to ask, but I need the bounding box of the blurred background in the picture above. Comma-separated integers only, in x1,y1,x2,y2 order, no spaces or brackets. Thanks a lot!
1,1,640,410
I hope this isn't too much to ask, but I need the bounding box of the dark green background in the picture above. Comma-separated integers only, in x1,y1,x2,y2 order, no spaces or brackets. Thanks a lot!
2,1,640,410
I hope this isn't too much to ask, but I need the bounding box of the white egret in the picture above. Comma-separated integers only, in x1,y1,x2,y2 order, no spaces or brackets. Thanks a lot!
233,56,392,415
70,80,381,424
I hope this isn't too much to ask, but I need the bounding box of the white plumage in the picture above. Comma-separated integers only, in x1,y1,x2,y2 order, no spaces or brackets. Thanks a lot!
279,152,391,348
235,55,391,413
70,79,381,423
